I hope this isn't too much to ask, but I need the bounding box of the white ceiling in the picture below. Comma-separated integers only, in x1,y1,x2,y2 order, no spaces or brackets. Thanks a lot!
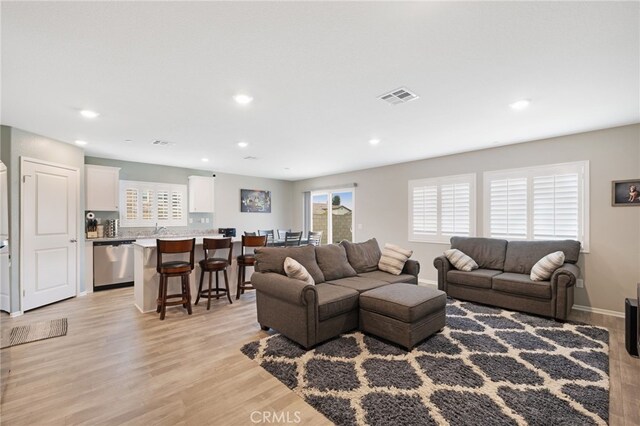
2,2,639,180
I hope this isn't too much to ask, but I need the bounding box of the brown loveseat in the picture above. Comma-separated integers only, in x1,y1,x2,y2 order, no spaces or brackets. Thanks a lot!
434,237,581,320
251,239,420,348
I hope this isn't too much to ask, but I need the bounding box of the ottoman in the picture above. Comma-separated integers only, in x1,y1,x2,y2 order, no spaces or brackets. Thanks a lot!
359,284,446,349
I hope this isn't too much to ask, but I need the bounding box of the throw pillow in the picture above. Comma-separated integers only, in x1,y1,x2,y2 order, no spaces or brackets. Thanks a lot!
530,251,565,281
315,244,357,281
340,238,382,273
378,243,413,275
284,257,315,285
444,248,479,272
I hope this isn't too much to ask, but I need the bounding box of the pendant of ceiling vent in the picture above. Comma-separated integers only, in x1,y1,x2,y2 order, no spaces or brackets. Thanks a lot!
151,140,174,146
378,87,419,105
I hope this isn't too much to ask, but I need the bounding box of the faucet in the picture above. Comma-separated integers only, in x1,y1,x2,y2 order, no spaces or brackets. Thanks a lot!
154,223,167,235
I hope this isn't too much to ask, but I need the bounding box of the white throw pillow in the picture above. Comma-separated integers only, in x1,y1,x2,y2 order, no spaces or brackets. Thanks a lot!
284,257,315,285
444,249,479,272
378,243,413,275
530,251,565,281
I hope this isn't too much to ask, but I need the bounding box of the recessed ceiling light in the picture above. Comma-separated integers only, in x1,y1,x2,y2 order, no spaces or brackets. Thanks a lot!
509,99,531,110
75,140,88,146
369,138,381,145
233,94,253,105
237,141,249,148
79,109,99,118
201,158,209,162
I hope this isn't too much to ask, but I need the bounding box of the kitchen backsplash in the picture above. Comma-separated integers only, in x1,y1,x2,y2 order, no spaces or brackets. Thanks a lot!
88,211,216,237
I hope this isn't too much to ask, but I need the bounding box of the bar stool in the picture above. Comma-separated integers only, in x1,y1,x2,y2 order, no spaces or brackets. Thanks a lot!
236,235,267,300
156,238,195,320
196,237,233,309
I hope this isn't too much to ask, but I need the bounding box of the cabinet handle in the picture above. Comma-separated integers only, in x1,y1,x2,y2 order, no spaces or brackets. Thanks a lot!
70,239,77,243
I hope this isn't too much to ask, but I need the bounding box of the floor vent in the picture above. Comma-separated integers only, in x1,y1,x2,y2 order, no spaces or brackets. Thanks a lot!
378,87,419,105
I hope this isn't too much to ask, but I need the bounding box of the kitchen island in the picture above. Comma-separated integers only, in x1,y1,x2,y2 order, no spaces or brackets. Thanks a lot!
133,237,241,313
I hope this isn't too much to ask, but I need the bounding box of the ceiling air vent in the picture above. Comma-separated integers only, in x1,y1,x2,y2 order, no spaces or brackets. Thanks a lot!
243,156,258,160
378,87,419,105
151,140,174,146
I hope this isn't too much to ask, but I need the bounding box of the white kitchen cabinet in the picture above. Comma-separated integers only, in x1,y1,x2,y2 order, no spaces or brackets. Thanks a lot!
188,176,215,213
85,165,120,211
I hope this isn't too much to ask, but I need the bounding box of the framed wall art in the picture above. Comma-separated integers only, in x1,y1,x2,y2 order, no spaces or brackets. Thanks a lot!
612,179,640,206
241,189,272,213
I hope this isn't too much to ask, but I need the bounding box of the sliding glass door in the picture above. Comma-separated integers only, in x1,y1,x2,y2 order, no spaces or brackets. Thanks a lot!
310,189,355,244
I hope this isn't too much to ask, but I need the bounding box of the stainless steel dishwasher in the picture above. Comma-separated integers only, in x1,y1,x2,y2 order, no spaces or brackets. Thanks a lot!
93,240,136,290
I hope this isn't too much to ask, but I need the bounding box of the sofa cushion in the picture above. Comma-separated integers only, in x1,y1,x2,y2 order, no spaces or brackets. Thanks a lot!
284,257,314,285
444,248,479,272
360,284,446,323
326,276,389,293
255,245,325,284
530,251,565,281
503,240,580,274
315,283,359,321
450,237,508,270
492,273,552,299
357,270,417,285
341,238,382,273
378,244,413,275
315,244,357,281
447,269,503,289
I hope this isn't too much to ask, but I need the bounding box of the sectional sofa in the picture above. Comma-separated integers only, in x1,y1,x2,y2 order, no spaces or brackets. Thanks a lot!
250,239,422,348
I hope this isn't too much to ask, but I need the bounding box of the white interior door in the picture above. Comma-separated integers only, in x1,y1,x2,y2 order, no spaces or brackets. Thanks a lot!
22,159,78,311
0,161,9,312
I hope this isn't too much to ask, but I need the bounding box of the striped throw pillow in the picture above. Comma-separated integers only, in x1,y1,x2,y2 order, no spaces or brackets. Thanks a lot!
284,257,315,285
530,251,565,281
378,244,413,275
444,249,478,272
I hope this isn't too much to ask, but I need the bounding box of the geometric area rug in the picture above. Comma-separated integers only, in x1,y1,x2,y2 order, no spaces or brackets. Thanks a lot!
1,318,68,349
241,299,609,425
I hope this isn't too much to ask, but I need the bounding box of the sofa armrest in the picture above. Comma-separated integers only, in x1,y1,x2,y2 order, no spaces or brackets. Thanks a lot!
551,263,579,288
402,259,421,278
251,272,317,306
433,255,452,292
551,263,579,320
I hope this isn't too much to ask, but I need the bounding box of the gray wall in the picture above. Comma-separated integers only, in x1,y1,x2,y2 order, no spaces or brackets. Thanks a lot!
84,157,294,236
2,126,86,313
292,124,640,313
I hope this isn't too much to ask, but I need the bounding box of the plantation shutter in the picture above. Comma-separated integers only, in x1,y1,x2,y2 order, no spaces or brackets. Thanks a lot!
533,173,579,240
411,184,437,238
441,183,471,236
488,178,527,238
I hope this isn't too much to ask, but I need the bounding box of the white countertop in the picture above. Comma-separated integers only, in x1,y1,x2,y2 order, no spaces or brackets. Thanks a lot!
133,235,240,248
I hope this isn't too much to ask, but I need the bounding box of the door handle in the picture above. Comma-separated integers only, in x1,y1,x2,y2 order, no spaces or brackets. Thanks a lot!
70,239,77,243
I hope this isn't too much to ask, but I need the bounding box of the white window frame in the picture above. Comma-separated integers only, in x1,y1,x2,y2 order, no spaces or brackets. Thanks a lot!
483,161,590,252
119,180,188,227
309,188,356,244
408,173,476,244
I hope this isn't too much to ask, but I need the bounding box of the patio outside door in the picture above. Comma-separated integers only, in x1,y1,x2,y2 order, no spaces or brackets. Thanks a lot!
310,189,355,244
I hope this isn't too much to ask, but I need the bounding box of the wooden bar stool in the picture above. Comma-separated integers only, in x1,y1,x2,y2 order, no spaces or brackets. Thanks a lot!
236,235,267,300
196,237,233,310
156,238,195,320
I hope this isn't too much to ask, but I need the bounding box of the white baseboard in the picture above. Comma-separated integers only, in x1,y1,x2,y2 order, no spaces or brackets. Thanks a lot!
572,304,625,318
10,311,23,318
418,279,437,287
78,291,87,297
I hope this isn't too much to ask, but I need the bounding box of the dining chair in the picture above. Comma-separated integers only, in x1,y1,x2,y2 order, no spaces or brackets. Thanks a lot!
236,235,268,299
244,231,257,236
196,237,233,309
308,231,323,246
284,231,303,247
258,229,275,245
155,238,195,320
277,229,291,239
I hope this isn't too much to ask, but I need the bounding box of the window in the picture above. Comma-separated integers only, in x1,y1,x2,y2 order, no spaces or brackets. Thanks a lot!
308,189,355,244
119,180,187,227
484,161,589,250
408,174,476,243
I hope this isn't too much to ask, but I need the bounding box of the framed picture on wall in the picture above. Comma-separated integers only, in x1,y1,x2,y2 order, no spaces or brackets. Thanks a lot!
612,179,640,206
241,189,272,213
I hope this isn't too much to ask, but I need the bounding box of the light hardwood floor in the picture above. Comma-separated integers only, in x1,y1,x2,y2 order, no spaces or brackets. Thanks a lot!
1,288,638,425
